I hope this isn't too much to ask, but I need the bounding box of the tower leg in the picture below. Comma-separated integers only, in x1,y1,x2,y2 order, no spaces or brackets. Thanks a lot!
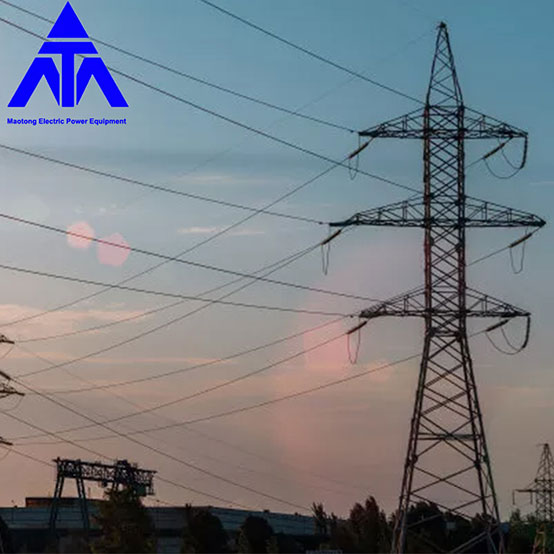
76,475,90,535
391,331,503,553
49,474,65,533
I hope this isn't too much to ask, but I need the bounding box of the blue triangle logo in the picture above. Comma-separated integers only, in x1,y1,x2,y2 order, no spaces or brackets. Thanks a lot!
48,2,89,39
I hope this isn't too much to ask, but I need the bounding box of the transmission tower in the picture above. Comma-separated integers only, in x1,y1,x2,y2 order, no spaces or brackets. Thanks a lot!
514,443,554,553
0,335,24,448
331,23,545,553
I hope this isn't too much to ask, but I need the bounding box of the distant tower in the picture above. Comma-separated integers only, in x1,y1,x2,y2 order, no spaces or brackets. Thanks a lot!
514,443,554,554
0,335,24,447
331,23,544,552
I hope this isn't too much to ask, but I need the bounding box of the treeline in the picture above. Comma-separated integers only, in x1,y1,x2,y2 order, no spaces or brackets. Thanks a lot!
1,488,549,552
181,498,551,553
312,498,498,553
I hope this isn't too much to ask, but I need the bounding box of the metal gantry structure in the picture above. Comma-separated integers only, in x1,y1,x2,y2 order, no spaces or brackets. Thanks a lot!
331,23,545,553
49,457,156,535
514,443,554,553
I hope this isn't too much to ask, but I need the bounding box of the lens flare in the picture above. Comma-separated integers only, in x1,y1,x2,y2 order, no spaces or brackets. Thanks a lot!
66,221,95,250
97,233,130,267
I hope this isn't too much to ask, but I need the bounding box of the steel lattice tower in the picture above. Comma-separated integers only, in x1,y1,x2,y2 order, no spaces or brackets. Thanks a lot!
515,443,554,554
0,335,23,449
331,23,545,553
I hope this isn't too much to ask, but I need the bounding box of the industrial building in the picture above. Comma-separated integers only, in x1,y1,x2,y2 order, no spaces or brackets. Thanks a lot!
0,497,316,553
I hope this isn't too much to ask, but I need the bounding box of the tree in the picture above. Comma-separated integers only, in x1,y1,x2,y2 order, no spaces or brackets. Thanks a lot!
506,510,541,554
92,488,156,553
313,496,390,553
0,513,14,554
182,506,228,553
237,516,274,553
348,497,389,553
266,533,302,554
312,503,328,537
404,501,447,553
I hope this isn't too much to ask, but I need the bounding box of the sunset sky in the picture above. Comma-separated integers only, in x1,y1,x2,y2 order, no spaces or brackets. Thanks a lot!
0,0,553,519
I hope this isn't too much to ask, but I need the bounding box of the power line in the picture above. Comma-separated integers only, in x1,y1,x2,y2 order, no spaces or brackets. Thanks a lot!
7,379,310,512
17,299,183,343
16,319,362,496
16,326,349,437
0,153,521,343
22,348,361,503
0,211,379,304
14,230,518,388
0,261,350,319
196,0,423,105
180,425,367,493
1,408,255,509
0,141,411,336
21,317,346,394
112,26,431,212
10,231,516,476
1,444,51,468
14,351,421,445
2,446,197,512
11,248,352,381
0,156,341,333
11,248,345,383
0,13,418,340
10,326,355,500
8,326,356,508
11,234,352,385
0,0,355,133
13,327,491,447
0,0,432,225
0,145,320,225
0,12,425,340
16,243,325,344
0,17,419,195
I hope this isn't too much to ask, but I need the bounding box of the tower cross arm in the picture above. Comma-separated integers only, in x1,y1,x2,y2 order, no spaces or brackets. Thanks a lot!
358,287,529,320
329,196,545,229
358,107,527,140
464,108,527,139
359,108,425,138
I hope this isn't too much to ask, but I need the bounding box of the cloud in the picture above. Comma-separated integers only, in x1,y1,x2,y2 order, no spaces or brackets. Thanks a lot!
177,226,221,235
8,351,236,366
173,172,281,187
0,304,150,341
177,227,265,237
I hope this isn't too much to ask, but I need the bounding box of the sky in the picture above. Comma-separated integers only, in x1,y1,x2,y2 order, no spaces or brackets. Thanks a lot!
0,0,553,520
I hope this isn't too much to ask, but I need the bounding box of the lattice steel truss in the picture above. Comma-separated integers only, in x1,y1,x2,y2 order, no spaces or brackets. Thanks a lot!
515,443,554,553
0,335,23,449
331,23,545,553
49,458,156,535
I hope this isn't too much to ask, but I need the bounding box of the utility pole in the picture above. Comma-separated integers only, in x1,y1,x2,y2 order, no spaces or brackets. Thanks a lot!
514,443,554,554
0,335,24,448
331,23,544,553
0,335,23,554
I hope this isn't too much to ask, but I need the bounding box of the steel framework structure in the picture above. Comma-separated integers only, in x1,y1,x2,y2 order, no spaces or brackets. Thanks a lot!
331,23,544,553
49,457,155,535
0,336,23,554
515,443,554,553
